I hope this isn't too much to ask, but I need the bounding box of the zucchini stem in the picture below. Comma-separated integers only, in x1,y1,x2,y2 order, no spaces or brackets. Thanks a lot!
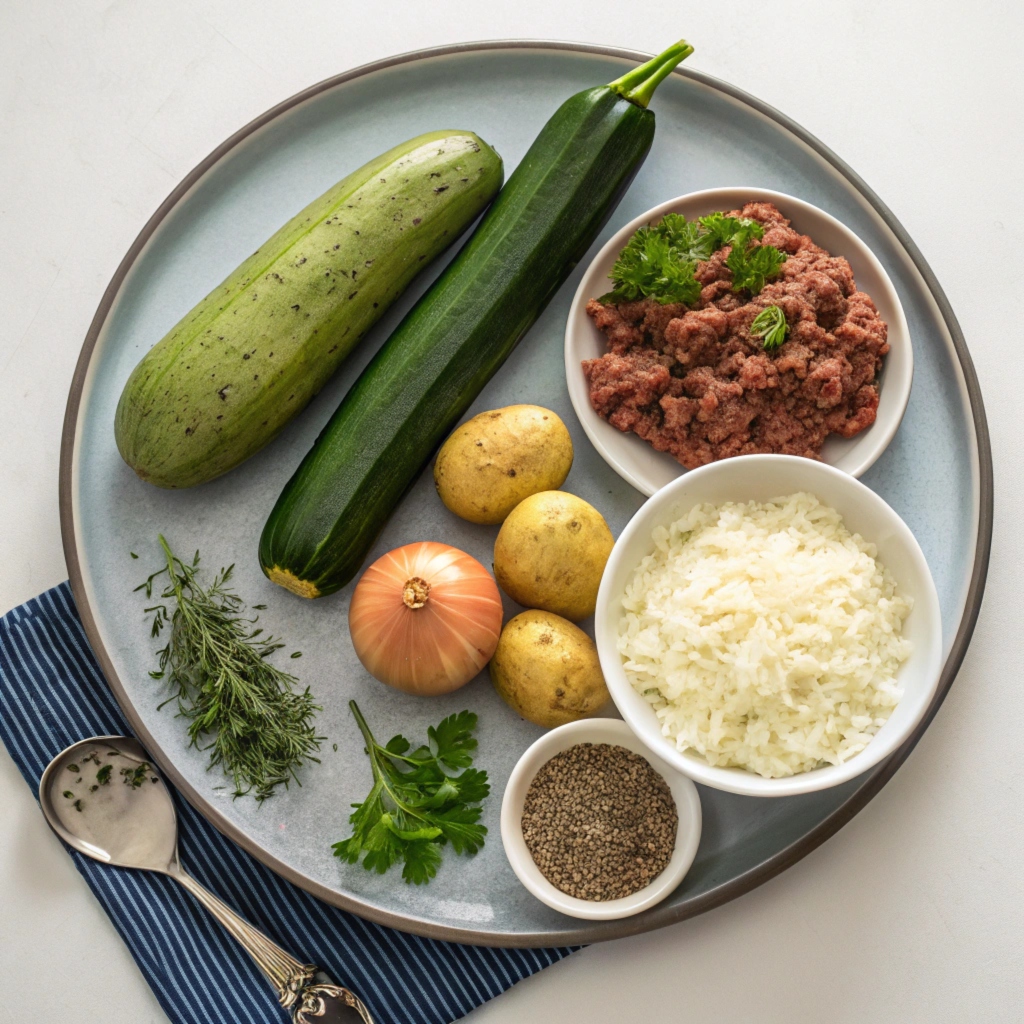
608,39,694,108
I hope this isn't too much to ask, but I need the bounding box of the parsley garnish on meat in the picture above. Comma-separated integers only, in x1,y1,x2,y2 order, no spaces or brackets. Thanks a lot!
750,305,790,351
660,213,719,261
602,210,786,306
697,211,765,252
601,224,702,305
333,701,489,885
728,244,788,295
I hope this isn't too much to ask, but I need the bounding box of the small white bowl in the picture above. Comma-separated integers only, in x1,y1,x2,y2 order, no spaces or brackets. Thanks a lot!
594,454,942,798
564,188,913,496
500,719,702,920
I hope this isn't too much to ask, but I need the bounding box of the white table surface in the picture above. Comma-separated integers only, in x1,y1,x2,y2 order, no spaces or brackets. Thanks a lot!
1,1,1021,1021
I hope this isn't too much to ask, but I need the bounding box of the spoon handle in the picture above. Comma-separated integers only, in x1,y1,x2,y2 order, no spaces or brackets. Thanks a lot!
172,867,374,1022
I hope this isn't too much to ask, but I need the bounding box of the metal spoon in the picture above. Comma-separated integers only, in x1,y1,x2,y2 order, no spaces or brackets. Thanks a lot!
39,735,375,1024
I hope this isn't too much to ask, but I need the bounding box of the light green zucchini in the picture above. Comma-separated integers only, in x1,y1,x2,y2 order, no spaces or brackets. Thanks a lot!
114,130,503,488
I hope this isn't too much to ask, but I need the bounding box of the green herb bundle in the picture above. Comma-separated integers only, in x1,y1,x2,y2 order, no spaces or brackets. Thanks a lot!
333,701,489,884
137,536,322,802
602,211,787,306
750,304,790,351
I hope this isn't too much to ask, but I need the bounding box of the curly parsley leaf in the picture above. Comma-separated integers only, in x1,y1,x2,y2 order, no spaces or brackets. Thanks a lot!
749,305,790,351
333,702,489,885
601,227,702,306
659,212,715,261
602,210,785,307
727,243,788,295
697,212,764,253
698,212,785,294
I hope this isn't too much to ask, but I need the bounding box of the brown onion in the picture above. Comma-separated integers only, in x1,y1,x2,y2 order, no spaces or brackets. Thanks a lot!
349,542,504,695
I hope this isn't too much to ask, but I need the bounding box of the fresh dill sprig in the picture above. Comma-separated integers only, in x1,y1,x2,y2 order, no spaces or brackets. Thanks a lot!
750,304,790,351
136,535,323,803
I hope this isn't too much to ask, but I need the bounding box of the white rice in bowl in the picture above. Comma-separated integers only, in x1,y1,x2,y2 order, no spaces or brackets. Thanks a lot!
618,492,913,778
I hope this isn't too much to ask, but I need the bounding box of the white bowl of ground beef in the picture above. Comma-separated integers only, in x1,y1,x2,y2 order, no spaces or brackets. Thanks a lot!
565,188,913,495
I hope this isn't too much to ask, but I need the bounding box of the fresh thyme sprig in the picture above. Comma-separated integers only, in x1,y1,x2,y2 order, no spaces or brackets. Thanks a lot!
136,536,322,803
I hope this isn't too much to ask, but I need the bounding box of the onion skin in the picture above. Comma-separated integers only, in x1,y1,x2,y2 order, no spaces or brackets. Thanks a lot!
349,542,503,695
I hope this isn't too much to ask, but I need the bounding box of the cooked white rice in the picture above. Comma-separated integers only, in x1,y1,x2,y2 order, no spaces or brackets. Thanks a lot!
618,493,912,778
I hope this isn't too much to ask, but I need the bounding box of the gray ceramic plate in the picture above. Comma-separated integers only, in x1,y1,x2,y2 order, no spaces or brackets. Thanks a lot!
60,41,992,947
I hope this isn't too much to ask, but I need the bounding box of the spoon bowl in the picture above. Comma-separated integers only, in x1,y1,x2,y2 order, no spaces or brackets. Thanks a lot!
38,735,374,1023
39,736,177,871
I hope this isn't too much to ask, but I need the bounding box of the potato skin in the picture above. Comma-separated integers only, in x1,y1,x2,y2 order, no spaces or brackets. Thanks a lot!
490,610,609,728
433,405,573,525
493,491,614,621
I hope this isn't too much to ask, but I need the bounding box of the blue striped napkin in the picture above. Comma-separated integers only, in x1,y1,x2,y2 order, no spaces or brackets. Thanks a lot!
0,583,577,1024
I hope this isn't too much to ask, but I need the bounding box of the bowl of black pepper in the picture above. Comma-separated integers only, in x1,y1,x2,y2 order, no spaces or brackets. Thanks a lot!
500,719,702,920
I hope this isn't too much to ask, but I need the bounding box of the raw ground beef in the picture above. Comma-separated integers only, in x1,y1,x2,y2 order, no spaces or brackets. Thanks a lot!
582,202,889,469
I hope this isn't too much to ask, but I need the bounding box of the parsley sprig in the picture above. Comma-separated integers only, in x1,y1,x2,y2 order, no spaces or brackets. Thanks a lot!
601,219,702,305
750,304,790,351
333,701,489,885
602,211,786,306
728,245,788,294
697,211,765,254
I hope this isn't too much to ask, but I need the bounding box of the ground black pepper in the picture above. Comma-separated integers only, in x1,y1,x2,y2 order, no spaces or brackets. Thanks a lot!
521,742,677,901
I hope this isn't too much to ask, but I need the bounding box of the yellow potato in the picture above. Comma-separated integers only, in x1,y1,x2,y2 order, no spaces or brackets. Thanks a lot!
433,405,573,525
490,610,609,728
493,490,614,621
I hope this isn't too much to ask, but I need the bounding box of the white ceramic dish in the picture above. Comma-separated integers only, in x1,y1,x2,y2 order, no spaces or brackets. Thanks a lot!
564,187,913,496
500,719,702,920
594,454,943,798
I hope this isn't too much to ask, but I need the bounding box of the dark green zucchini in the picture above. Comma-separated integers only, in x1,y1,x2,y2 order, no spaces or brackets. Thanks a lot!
260,41,694,598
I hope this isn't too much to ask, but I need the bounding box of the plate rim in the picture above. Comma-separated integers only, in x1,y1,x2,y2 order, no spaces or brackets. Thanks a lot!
58,39,994,947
